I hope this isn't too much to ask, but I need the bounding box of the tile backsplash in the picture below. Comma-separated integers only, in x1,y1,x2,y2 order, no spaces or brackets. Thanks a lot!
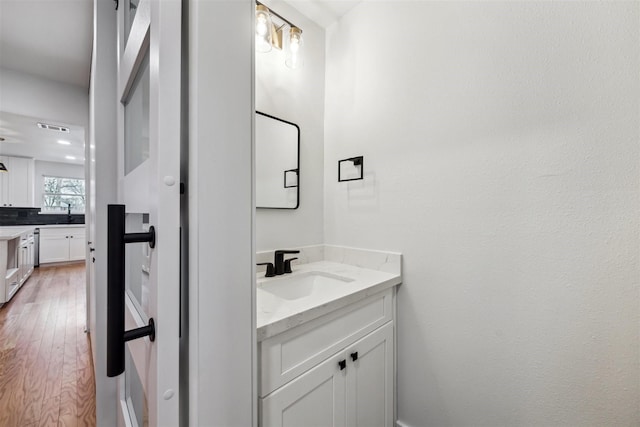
0,207,85,226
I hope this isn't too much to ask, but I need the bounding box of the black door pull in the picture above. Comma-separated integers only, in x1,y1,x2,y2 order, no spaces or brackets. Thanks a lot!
107,204,156,377
338,360,346,370
350,352,358,362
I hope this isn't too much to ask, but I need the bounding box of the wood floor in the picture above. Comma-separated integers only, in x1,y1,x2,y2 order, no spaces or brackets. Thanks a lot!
0,263,96,427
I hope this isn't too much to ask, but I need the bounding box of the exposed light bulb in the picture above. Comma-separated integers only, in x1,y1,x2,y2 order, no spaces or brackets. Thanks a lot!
285,27,303,69
256,17,268,36
255,5,273,53
290,40,299,53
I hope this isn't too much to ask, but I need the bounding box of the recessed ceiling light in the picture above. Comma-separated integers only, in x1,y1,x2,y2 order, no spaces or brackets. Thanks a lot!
65,155,76,160
58,140,71,145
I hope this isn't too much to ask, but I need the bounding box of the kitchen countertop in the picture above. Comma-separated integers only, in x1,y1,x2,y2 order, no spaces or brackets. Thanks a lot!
0,228,34,241
257,260,401,341
0,224,84,230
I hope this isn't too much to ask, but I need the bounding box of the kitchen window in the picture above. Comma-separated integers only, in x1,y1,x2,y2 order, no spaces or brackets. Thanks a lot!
42,176,86,213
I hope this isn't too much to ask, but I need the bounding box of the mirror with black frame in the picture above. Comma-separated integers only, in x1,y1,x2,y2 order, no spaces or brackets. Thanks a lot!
255,111,300,209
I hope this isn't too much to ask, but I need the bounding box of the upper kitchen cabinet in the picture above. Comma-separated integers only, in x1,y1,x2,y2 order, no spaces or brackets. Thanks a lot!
0,156,35,207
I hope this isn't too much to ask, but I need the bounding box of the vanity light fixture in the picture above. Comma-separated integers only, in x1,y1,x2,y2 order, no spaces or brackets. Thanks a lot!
255,2,303,69
65,155,76,160
255,4,274,53
0,162,7,172
57,139,72,145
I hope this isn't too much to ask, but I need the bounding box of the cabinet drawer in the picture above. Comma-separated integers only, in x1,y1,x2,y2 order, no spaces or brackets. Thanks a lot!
260,288,393,397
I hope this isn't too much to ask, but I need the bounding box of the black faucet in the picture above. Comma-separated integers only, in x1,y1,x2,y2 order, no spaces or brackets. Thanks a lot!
66,202,72,221
274,250,300,275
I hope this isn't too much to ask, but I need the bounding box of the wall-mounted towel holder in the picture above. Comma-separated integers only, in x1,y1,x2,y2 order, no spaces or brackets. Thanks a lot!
338,156,363,182
284,169,298,188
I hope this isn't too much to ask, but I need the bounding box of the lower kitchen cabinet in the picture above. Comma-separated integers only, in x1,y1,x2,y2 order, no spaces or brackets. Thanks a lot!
260,290,395,427
40,227,86,264
1,228,35,304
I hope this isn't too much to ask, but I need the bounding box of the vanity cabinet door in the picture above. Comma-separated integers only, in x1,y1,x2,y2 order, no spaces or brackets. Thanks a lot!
345,322,394,427
261,351,346,427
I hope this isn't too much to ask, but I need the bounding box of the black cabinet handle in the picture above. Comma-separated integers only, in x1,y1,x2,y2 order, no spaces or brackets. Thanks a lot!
350,351,358,362
107,204,156,378
338,360,346,370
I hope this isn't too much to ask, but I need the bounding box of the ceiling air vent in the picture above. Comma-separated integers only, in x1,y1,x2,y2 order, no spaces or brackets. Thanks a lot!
37,122,70,133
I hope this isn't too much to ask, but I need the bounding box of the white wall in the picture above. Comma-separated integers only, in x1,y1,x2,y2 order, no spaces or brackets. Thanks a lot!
0,67,88,130
188,0,255,425
256,0,325,251
88,0,118,424
33,160,85,208
324,2,639,426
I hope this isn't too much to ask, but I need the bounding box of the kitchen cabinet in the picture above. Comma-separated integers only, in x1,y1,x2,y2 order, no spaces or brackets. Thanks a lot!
0,156,35,207
18,232,35,284
40,227,86,264
260,289,395,427
0,228,35,304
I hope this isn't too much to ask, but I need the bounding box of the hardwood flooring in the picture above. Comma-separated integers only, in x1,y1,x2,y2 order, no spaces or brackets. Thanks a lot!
0,263,96,427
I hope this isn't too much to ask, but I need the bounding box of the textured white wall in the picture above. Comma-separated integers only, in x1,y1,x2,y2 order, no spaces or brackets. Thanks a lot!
256,0,325,251
324,2,639,426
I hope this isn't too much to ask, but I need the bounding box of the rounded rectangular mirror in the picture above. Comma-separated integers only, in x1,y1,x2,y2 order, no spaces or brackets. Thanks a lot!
256,111,300,209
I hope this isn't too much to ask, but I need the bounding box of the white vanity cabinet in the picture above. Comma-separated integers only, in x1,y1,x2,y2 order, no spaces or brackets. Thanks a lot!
0,156,35,207
40,226,86,264
259,288,395,427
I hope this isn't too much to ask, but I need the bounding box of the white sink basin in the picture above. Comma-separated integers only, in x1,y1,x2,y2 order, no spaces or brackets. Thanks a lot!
259,271,354,301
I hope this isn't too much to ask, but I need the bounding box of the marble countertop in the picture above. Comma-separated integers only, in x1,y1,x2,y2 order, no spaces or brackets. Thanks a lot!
257,260,401,341
0,227,34,241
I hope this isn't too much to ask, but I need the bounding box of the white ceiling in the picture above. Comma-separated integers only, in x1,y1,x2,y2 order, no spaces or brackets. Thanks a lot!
0,0,94,89
284,0,362,28
0,111,85,165
0,0,92,165
0,0,356,167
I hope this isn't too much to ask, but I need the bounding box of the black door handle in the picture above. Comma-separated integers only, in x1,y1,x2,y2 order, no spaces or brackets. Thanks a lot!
350,351,358,362
107,204,156,377
338,360,346,370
